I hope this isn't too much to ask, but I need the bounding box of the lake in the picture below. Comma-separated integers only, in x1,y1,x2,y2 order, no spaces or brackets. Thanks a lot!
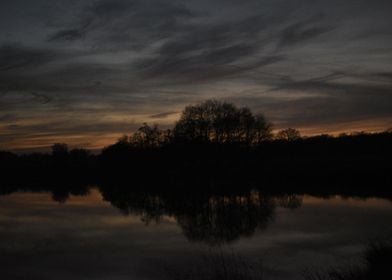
0,187,391,280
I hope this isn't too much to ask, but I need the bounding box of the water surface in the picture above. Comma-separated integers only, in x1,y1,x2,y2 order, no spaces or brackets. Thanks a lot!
0,188,391,280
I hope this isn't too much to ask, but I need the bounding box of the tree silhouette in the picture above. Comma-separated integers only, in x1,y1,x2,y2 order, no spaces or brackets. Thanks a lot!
173,99,272,144
251,114,273,144
127,123,172,148
276,128,301,141
51,143,69,159
129,123,161,148
69,148,90,160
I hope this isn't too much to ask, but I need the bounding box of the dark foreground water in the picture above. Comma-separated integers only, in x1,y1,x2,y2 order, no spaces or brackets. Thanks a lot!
0,188,392,280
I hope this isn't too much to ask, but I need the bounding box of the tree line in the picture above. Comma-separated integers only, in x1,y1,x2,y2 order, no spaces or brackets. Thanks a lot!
2,99,391,157
0,99,391,193
111,99,301,149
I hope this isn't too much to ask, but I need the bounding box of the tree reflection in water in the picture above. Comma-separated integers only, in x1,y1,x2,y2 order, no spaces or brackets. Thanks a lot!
6,180,357,246
100,187,303,245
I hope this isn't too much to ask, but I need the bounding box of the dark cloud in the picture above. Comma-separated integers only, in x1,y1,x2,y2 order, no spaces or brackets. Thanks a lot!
270,74,392,98
0,44,56,72
47,28,87,42
46,0,194,49
2,120,137,136
0,61,133,109
0,114,17,122
134,13,284,82
31,92,52,104
149,111,178,119
278,19,334,48
256,72,392,126
0,0,392,148
372,72,392,83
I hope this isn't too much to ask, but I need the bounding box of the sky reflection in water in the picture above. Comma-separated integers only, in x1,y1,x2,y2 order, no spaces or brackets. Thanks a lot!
0,189,392,280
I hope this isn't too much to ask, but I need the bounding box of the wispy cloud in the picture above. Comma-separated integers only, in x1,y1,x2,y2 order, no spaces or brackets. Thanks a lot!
149,111,179,119
0,44,56,72
0,0,391,149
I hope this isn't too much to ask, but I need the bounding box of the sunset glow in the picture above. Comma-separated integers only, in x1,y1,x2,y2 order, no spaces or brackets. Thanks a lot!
0,0,391,151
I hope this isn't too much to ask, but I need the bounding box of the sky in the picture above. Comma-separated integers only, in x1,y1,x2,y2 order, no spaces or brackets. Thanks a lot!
0,0,391,151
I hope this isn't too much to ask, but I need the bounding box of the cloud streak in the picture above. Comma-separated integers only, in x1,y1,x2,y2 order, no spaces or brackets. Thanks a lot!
0,0,391,150
0,44,56,72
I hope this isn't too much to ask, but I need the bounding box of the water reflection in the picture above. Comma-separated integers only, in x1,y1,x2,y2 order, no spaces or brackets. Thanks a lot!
96,186,304,244
6,181,392,248
1,184,392,280
1,182,391,248
176,194,277,245
0,183,305,244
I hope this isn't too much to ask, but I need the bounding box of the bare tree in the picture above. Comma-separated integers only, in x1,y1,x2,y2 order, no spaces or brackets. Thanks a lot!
129,123,166,148
51,143,69,158
276,128,301,141
173,99,272,144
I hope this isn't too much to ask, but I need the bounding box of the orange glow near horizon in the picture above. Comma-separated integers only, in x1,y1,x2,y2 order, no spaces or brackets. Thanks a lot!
2,119,391,152
291,117,392,137
1,115,391,152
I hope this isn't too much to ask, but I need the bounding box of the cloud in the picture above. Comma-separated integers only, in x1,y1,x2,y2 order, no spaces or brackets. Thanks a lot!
31,92,52,104
0,114,17,122
133,13,285,83
278,19,334,48
149,111,178,119
1,0,392,149
47,28,87,42
0,44,56,72
46,0,194,49
253,71,392,127
372,72,392,83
